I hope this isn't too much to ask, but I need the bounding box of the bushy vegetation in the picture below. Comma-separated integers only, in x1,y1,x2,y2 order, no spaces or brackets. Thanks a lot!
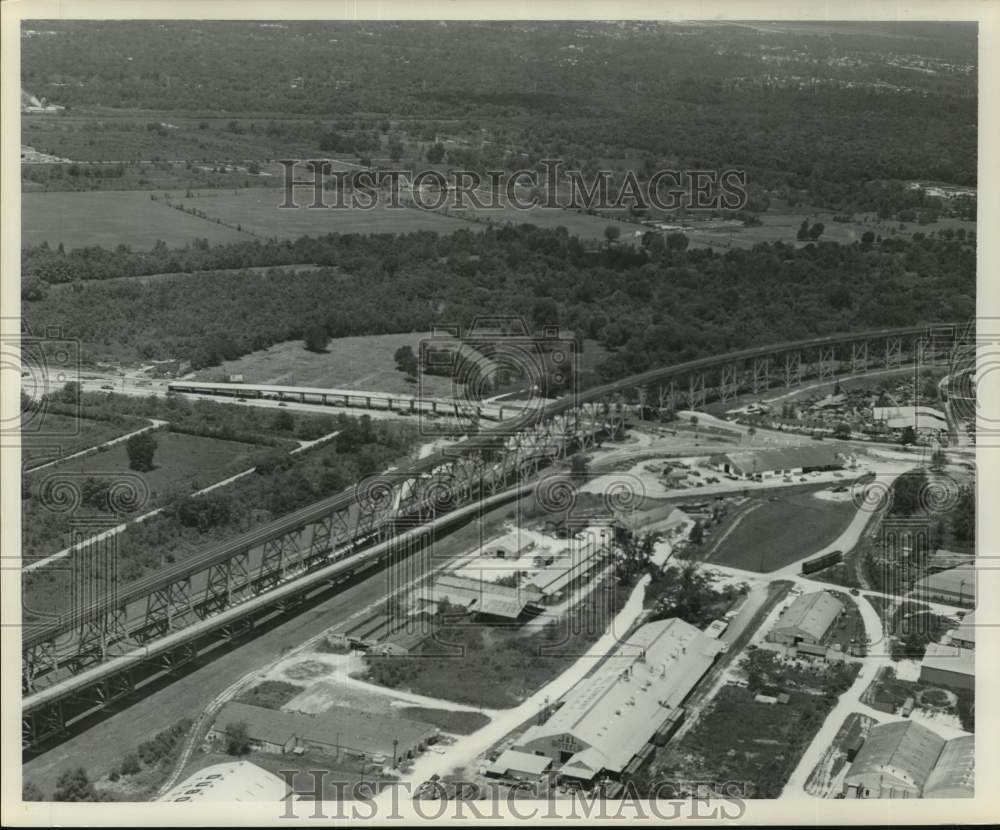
645,561,747,629
235,680,303,710
23,227,974,382
645,652,858,798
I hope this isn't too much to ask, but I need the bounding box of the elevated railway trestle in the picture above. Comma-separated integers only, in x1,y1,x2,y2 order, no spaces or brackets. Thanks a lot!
21,323,967,748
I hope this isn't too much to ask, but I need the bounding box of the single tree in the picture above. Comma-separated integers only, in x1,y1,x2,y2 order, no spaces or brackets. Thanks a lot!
689,520,704,545
900,425,917,446
394,345,419,378
604,225,621,247
225,721,252,756
125,431,157,472
303,324,329,353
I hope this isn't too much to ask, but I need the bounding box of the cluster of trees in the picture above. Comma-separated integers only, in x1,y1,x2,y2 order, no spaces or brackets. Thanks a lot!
108,719,194,784
23,224,975,384
645,561,747,629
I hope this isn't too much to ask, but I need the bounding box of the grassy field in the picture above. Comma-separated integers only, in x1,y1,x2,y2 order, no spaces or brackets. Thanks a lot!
22,430,266,559
195,332,611,398
194,333,458,397
685,209,976,252
22,190,249,250
707,491,858,572
21,413,147,469
173,187,482,238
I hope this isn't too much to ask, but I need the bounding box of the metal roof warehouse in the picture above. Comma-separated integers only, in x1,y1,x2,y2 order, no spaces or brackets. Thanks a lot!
431,573,540,619
768,591,844,645
212,701,437,761
515,618,725,781
709,445,847,478
160,761,290,803
843,721,973,799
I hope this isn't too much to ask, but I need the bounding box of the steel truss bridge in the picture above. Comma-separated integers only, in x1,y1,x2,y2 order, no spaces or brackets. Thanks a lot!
21,323,967,748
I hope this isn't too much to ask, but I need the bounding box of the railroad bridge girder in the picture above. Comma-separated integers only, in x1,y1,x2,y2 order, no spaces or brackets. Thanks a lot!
21,324,967,741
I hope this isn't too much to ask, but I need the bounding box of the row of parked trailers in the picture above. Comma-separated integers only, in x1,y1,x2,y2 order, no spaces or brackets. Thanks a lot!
621,708,687,779
801,549,844,575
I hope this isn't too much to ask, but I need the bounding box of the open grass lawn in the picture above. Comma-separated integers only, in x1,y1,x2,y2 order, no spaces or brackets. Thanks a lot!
21,413,146,469
194,333,459,397
22,430,265,558
174,187,481,238
22,190,248,250
708,491,858,572
36,430,263,496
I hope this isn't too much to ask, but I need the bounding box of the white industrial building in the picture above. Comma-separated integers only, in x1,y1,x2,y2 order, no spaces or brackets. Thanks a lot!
159,761,290,803
514,618,725,782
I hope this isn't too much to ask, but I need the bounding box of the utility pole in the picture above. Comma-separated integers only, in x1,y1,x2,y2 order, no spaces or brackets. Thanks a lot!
392,736,399,768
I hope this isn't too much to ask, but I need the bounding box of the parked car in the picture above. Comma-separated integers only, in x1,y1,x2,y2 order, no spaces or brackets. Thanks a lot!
278,402,288,407
850,588,860,596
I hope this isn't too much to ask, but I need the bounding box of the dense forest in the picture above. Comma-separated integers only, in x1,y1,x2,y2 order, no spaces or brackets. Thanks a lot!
22,224,976,382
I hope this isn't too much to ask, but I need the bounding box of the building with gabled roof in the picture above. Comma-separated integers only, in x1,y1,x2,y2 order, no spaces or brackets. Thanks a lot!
767,590,844,646
843,722,974,799
708,445,846,479
514,618,725,781
210,701,437,763
431,573,541,619
912,563,976,606
843,721,945,798
923,735,975,798
919,641,974,690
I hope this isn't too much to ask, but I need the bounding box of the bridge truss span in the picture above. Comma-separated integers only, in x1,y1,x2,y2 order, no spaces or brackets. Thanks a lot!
20,322,968,748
